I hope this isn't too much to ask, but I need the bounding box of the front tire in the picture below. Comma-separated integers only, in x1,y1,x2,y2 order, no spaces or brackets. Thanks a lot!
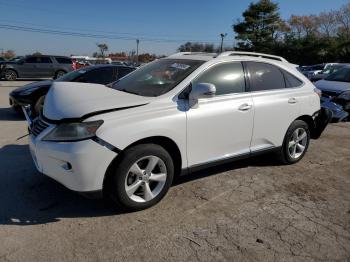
4,69,17,81
107,144,174,211
279,120,310,164
33,95,45,116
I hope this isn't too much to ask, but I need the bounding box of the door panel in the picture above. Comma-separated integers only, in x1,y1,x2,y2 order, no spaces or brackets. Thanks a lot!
250,89,300,151
186,94,254,167
245,61,301,151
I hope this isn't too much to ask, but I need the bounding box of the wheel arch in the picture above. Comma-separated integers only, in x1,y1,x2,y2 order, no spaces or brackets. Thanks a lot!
5,68,19,78
295,114,317,139
103,136,183,192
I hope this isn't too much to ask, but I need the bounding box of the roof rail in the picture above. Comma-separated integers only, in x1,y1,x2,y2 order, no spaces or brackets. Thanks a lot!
217,51,288,63
168,52,217,58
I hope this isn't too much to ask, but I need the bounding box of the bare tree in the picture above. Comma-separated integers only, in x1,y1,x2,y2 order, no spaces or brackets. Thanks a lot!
1,50,16,60
336,3,350,39
317,11,337,38
96,43,108,57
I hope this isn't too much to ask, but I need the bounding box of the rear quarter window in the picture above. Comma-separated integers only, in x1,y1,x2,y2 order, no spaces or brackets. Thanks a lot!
247,62,286,91
282,70,303,88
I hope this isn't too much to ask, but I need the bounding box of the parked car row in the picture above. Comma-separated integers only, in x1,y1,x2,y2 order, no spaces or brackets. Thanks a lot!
298,63,350,82
314,66,350,122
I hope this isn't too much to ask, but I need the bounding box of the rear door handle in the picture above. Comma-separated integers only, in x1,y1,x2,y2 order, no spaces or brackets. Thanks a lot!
238,103,252,111
288,98,297,104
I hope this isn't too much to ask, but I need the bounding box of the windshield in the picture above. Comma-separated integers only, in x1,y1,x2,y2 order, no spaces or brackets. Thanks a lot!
55,69,88,82
325,67,350,82
112,59,204,97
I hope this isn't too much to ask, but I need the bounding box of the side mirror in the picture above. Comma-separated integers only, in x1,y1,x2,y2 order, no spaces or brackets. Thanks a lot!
189,83,216,108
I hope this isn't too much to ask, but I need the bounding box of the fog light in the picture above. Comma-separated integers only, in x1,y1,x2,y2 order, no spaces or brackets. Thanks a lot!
62,162,72,171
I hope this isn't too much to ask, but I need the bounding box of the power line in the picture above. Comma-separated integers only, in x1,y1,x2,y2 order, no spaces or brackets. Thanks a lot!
0,23,223,44
0,19,222,41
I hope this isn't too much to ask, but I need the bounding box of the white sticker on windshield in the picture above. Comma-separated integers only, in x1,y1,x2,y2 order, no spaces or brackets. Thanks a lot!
78,70,86,74
170,63,190,70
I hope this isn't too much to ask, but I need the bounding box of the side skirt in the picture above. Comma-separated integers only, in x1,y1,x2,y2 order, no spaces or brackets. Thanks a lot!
181,146,281,175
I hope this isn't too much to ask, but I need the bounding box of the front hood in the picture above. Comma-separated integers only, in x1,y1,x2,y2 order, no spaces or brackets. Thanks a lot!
315,80,350,93
44,82,152,121
11,80,53,94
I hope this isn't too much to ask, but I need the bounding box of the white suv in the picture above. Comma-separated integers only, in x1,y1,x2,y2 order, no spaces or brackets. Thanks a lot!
26,52,330,210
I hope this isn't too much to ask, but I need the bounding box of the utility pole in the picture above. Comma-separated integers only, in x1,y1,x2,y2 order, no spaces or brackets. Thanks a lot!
220,33,227,53
136,39,139,63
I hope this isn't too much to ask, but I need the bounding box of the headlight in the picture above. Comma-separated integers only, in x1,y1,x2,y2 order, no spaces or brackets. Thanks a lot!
42,120,103,142
338,91,350,100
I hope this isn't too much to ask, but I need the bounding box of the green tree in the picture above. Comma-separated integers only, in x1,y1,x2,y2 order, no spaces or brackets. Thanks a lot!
233,0,281,52
177,42,214,52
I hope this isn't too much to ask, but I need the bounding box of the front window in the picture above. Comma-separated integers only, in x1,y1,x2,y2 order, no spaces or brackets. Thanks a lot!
325,68,350,83
112,59,204,97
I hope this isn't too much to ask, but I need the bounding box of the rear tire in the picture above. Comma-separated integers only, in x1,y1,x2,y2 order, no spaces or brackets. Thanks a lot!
279,120,310,164
4,69,17,81
54,70,66,79
107,144,174,211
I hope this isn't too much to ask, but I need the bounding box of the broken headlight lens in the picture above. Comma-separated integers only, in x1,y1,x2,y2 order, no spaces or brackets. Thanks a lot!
42,120,103,142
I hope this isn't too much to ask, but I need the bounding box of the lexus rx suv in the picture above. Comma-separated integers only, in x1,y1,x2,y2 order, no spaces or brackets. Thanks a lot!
25,52,330,211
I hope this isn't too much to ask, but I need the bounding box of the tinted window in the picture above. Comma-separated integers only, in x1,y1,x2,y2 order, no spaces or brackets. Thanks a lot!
282,70,303,88
77,67,114,85
325,67,350,82
247,62,285,91
55,57,72,64
38,57,52,63
193,62,245,95
25,57,38,63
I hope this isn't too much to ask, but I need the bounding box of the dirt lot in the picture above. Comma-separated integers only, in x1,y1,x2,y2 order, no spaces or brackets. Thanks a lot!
0,80,349,262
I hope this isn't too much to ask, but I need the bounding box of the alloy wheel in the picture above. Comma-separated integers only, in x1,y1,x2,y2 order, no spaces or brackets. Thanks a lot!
124,156,167,203
5,71,16,80
288,128,308,159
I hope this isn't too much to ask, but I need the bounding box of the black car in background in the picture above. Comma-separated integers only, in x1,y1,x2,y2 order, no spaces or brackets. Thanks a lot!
0,55,73,80
9,64,135,115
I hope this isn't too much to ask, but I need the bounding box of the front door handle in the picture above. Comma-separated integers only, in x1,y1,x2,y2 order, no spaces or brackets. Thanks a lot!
288,97,297,104
238,103,252,111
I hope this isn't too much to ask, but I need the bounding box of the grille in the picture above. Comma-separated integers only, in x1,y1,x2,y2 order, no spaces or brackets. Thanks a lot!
31,117,49,137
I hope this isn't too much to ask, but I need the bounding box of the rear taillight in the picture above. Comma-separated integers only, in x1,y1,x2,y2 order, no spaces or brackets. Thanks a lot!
314,88,322,97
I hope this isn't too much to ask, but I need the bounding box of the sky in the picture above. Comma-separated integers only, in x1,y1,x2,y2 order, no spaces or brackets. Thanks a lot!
0,0,349,57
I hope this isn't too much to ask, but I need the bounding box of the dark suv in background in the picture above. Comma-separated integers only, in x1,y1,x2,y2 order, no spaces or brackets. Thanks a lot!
0,55,72,80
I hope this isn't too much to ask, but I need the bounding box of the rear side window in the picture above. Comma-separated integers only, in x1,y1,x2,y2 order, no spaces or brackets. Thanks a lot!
117,67,135,79
55,57,72,64
77,67,114,85
247,62,285,91
38,57,52,63
282,70,303,88
193,62,245,95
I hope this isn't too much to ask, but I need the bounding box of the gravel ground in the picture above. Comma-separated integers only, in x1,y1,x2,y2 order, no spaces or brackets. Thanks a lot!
0,80,349,262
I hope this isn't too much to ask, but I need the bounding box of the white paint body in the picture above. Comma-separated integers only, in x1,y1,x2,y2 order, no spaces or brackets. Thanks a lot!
28,53,320,192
